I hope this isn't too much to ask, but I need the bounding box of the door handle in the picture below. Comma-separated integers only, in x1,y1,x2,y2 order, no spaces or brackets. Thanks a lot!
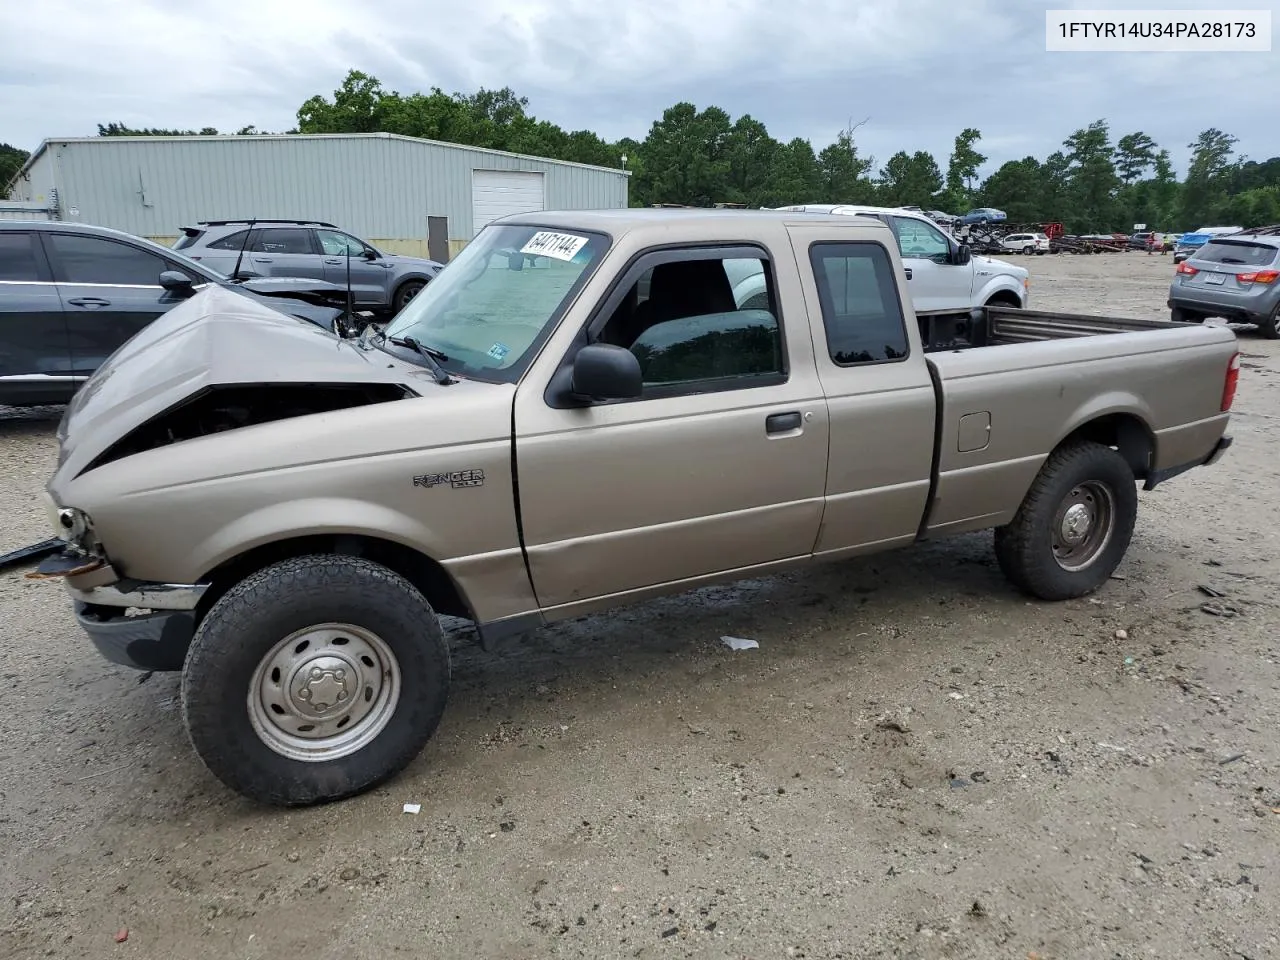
904,267,913,279
324,258,343,264
765,411,802,435
67,297,110,308
253,257,274,263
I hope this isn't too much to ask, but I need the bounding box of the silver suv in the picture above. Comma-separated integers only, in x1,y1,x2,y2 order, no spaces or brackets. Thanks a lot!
1168,228,1280,339
174,219,445,316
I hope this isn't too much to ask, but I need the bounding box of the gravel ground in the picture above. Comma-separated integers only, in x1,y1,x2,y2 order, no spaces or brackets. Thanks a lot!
2,252,1278,960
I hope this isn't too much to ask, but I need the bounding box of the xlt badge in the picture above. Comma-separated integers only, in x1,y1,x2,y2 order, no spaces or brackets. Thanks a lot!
413,469,485,489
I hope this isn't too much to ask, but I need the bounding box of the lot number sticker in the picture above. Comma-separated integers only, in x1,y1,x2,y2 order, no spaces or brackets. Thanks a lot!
520,231,588,262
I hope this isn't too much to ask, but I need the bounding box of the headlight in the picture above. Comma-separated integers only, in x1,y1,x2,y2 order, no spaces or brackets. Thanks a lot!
52,505,100,554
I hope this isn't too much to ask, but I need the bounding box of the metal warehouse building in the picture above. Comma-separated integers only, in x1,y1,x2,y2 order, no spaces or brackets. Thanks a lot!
5,133,630,259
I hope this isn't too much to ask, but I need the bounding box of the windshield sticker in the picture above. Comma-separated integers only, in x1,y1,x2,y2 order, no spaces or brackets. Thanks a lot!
486,342,511,362
520,231,589,262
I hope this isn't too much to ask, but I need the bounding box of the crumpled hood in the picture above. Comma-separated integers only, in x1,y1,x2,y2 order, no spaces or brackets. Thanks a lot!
53,284,427,481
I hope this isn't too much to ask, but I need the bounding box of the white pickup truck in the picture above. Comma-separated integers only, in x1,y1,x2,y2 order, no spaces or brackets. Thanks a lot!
766,204,1030,315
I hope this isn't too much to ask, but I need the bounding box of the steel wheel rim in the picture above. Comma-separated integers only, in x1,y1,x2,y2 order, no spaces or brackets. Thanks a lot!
1051,480,1116,572
247,623,401,762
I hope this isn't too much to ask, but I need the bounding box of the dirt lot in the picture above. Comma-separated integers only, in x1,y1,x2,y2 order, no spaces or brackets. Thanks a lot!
2,252,1278,960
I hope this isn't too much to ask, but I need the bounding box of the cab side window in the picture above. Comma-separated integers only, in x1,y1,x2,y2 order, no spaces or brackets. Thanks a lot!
809,241,909,365
891,216,950,263
594,250,785,395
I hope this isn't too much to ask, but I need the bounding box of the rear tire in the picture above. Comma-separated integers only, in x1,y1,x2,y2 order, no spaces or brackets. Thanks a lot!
994,441,1137,601
181,555,450,806
1258,305,1280,340
393,279,427,313
1170,307,1205,324
1022,245,1034,255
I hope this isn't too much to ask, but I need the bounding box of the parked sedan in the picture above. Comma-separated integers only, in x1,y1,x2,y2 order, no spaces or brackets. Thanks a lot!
959,207,1007,225
1168,231,1280,338
0,220,353,406
174,219,444,315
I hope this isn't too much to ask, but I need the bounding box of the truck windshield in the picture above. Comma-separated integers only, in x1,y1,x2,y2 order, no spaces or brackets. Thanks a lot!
382,224,610,383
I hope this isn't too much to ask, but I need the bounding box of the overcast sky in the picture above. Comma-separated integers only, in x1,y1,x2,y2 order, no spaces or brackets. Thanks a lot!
3,0,1277,178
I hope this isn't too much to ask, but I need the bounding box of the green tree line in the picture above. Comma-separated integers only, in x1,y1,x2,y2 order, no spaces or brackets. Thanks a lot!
8,69,1280,232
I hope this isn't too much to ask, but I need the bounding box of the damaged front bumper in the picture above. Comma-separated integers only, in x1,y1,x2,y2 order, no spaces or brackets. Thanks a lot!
68,579,208,672
33,546,208,671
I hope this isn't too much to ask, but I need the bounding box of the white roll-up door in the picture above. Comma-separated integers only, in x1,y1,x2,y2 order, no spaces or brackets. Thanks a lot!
471,170,545,236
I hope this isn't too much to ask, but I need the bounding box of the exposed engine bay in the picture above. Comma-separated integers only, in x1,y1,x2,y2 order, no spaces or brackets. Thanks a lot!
86,382,416,471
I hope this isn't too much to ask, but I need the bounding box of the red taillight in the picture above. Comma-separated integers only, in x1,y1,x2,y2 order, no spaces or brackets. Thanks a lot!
1235,269,1279,284
1176,262,1197,275
1222,352,1240,412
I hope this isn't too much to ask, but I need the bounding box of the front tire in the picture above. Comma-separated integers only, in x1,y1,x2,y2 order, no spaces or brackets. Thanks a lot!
994,441,1138,601
181,555,450,806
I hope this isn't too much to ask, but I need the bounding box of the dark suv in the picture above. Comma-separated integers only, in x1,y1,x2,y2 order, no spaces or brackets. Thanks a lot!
0,220,352,406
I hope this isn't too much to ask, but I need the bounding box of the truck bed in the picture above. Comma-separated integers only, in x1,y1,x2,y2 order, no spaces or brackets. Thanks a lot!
920,305,1180,353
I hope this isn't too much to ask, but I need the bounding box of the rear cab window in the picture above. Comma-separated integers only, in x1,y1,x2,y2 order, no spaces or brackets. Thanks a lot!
808,242,910,364
1195,240,1279,267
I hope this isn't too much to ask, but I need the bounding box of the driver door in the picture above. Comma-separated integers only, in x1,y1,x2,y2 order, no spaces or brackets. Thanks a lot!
888,215,972,313
512,243,829,612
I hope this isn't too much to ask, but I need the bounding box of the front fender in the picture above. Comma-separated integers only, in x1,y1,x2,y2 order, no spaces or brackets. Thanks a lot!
974,273,1027,307
193,497,450,580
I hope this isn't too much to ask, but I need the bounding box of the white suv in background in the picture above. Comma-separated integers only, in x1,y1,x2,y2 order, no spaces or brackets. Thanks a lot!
1001,232,1051,255
769,204,1030,314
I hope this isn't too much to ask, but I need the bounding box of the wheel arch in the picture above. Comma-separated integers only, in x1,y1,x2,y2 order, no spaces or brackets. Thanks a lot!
392,274,432,299
195,533,473,625
1055,410,1156,481
983,288,1023,308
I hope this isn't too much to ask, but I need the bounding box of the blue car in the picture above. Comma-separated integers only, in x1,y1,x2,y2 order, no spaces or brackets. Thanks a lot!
960,207,1007,225
1173,226,1244,263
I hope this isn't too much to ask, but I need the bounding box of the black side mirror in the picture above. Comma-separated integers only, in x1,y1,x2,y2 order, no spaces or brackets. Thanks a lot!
951,243,972,266
363,249,378,261
571,343,642,400
159,270,195,293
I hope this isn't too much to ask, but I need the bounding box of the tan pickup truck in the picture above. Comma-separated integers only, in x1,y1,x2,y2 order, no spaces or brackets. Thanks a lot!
35,209,1240,806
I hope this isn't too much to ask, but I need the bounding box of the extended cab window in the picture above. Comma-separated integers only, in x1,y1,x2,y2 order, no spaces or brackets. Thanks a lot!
0,233,40,281
891,216,950,263
596,252,784,393
809,242,909,365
